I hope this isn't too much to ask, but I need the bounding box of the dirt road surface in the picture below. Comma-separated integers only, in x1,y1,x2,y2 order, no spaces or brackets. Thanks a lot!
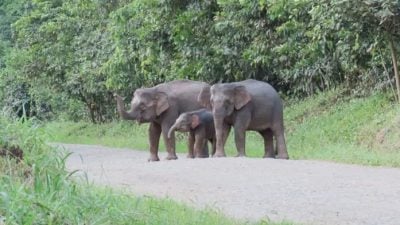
61,143,400,225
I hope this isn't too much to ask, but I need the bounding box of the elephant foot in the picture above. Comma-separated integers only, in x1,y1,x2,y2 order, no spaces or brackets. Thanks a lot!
148,154,160,162
263,152,275,158
276,153,289,160
165,154,178,160
187,154,195,159
213,151,226,158
195,154,209,158
235,153,246,157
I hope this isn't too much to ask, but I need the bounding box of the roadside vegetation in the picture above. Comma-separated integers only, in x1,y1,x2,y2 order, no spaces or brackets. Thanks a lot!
47,89,400,167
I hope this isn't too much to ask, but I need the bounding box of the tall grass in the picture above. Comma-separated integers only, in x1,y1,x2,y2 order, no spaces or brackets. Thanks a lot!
0,115,292,225
46,89,400,167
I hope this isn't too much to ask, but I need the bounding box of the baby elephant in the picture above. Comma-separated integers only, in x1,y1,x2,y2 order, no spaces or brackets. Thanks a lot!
168,109,216,158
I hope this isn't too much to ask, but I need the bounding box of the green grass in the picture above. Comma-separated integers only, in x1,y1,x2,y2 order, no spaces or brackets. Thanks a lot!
0,115,293,225
46,89,400,167
285,90,400,166
47,121,151,150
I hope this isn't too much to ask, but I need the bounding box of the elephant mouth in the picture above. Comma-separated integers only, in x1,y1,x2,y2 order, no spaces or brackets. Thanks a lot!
137,116,152,124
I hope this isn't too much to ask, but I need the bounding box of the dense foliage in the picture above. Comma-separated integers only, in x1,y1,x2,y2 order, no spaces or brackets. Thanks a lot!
1,0,399,122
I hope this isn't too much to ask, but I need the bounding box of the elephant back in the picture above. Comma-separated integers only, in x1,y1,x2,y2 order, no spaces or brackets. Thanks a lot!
155,80,208,112
237,79,281,105
156,80,208,96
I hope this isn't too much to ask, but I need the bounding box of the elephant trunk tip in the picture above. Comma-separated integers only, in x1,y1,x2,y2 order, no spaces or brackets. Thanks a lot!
167,130,173,139
115,95,138,121
168,126,176,139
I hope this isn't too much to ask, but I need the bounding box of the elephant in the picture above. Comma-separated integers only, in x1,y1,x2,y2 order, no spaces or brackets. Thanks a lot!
167,109,216,158
198,79,289,159
115,80,209,161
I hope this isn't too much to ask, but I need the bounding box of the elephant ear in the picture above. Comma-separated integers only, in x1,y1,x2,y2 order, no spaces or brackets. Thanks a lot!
155,92,169,116
191,114,200,129
198,85,211,109
234,86,251,110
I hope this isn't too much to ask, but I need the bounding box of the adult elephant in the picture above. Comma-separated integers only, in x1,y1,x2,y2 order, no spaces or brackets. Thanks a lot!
115,80,208,161
198,79,289,159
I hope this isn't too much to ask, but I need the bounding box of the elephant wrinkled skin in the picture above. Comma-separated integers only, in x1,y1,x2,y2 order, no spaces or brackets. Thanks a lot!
198,79,289,159
116,80,208,161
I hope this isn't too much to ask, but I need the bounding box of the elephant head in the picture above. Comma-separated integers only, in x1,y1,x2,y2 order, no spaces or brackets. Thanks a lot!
115,89,169,123
167,112,201,138
198,83,251,117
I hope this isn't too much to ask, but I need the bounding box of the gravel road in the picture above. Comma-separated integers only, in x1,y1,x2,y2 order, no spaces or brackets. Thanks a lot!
61,143,400,225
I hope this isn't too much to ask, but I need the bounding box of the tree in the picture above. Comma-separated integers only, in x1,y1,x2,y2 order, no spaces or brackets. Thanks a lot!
2,0,400,122
10,0,120,122
366,0,400,101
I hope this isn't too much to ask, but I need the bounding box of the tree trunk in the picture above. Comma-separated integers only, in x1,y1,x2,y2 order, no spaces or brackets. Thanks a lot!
79,92,96,123
88,103,96,124
388,33,400,103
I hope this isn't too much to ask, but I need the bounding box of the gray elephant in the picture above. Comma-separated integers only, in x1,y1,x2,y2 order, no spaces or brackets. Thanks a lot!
198,79,289,159
167,109,216,158
115,80,208,161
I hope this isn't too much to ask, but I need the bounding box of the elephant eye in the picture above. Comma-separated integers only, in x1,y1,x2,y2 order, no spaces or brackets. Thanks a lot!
139,103,146,111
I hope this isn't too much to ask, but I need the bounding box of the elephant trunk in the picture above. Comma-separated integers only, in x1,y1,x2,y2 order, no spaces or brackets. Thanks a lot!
167,123,178,139
213,116,227,156
115,95,137,120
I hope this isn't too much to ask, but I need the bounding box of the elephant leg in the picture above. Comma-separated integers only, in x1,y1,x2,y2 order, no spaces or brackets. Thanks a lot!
194,130,209,158
233,115,251,157
162,123,178,160
210,139,216,157
214,123,231,157
259,129,275,158
187,132,195,158
234,127,246,157
195,139,209,158
201,143,209,158
204,144,209,157
148,122,161,161
273,127,289,159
